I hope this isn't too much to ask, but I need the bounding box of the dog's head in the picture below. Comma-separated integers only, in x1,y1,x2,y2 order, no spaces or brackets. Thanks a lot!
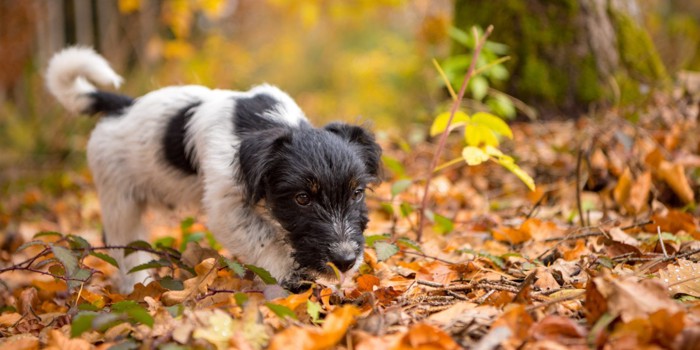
239,122,381,278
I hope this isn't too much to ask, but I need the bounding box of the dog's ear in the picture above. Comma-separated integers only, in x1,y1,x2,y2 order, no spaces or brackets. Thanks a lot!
239,128,291,204
324,122,382,180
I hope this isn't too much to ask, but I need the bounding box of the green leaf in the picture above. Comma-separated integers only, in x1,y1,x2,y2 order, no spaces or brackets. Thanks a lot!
265,303,297,320
469,75,489,101
77,303,100,311
430,111,469,137
391,179,413,197
396,237,422,252
16,240,47,252
125,240,153,256
399,202,414,218
374,241,399,262
222,257,246,278
180,232,205,251
381,155,406,178
245,264,277,285
365,234,390,247
379,202,394,216
154,237,176,249
234,292,249,306
111,300,140,312
462,146,490,166
90,252,119,268
159,276,184,291
51,245,78,276
34,231,63,239
471,112,513,138
486,94,516,119
180,217,195,232
128,260,168,274
70,311,97,337
447,27,473,48
432,213,454,235
67,235,90,250
125,306,154,327
48,264,65,277
307,300,323,324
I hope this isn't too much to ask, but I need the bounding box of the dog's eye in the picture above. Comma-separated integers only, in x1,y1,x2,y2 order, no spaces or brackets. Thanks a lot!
295,192,311,206
352,188,365,201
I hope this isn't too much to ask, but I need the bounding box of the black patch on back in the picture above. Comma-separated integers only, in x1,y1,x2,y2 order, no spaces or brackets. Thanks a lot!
85,91,134,116
233,94,282,136
163,102,201,175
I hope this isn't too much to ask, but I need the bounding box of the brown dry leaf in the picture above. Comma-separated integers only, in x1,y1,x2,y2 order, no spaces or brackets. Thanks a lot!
613,167,633,209
607,227,639,247
534,267,561,293
659,259,700,297
649,309,686,347
181,241,221,268
0,334,39,350
267,305,360,350
353,331,404,350
44,329,92,350
658,160,695,204
584,278,607,325
627,171,651,214
529,315,587,344
647,210,698,236
521,218,563,241
594,276,682,322
428,302,499,328
162,258,217,305
394,323,461,350
0,312,22,326
491,304,534,343
492,226,530,245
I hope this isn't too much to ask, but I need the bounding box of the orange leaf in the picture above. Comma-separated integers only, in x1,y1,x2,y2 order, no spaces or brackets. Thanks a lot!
396,323,461,350
268,305,360,350
274,288,312,311
491,304,533,342
530,315,586,342
613,167,633,209
492,227,530,245
658,160,695,204
356,274,380,292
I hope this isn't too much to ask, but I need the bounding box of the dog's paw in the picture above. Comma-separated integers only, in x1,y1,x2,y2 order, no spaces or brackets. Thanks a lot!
281,272,315,293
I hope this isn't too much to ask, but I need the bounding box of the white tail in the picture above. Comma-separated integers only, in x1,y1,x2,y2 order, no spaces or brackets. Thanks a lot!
46,47,123,114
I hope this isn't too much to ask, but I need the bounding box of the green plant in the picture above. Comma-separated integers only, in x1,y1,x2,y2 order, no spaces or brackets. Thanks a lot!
442,26,516,119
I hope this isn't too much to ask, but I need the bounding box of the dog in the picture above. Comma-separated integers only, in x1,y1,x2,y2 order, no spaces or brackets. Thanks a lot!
45,47,381,293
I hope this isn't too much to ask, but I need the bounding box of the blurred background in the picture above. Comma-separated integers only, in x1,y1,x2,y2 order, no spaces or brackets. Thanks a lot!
1,0,700,201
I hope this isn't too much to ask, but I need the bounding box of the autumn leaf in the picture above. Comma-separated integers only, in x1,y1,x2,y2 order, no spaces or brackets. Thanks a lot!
267,305,360,350
162,258,218,305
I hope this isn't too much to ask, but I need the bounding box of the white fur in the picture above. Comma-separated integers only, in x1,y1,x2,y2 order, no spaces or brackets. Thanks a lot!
46,47,310,292
46,47,123,114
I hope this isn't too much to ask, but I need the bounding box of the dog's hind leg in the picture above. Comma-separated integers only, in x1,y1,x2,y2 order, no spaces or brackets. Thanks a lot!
99,194,153,293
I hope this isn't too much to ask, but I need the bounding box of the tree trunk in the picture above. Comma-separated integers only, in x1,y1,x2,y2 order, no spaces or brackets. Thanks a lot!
454,0,669,114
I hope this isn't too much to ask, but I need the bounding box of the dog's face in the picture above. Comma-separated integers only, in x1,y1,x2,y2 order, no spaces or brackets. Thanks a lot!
239,122,381,277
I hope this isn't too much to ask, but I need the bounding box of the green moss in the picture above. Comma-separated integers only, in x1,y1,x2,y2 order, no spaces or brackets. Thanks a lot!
611,10,669,85
576,55,604,103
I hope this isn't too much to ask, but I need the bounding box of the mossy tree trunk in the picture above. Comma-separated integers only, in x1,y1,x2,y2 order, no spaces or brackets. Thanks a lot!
454,0,669,114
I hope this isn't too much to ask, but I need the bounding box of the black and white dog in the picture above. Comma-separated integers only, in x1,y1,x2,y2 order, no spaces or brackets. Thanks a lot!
46,47,381,292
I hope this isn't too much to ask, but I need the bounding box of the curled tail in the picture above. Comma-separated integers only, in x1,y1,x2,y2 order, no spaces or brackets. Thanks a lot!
46,46,134,115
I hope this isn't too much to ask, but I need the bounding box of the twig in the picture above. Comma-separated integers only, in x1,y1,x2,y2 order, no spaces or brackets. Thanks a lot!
401,250,457,265
575,148,586,227
416,25,494,242
525,290,585,312
657,226,668,258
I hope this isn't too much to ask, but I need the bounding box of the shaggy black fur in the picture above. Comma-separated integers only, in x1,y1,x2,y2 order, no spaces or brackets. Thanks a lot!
238,119,381,276
162,101,201,175
85,91,134,116
233,93,284,134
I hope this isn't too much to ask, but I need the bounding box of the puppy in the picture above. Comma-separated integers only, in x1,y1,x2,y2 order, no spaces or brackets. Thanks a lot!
45,47,381,292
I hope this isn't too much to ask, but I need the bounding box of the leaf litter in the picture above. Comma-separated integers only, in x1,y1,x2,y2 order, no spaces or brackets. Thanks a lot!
1,87,700,348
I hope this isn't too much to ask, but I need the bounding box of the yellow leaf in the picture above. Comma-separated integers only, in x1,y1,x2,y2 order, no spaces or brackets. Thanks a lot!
268,305,360,350
118,0,140,13
430,111,469,137
495,156,535,191
471,112,513,139
461,146,489,166
613,167,633,209
465,124,498,147
193,311,234,350
198,0,227,19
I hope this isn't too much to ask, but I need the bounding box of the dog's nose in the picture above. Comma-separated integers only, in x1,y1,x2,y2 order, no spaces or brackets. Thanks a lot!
331,253,357,272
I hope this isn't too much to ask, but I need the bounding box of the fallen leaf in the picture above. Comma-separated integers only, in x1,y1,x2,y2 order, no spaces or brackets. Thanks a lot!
268,305,360,350
0,334,39,350
356,274,380,292
44,329,92,350
658,161,695,204
659,259,700,297
594,276,682,322
396,323,461,350
529,315,587,343
162,258,218,305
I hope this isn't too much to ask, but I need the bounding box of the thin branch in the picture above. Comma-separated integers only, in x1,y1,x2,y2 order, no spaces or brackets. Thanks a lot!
417,25,494,242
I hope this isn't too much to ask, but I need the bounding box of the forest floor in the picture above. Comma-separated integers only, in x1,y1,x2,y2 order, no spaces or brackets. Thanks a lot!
1,82,700,349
